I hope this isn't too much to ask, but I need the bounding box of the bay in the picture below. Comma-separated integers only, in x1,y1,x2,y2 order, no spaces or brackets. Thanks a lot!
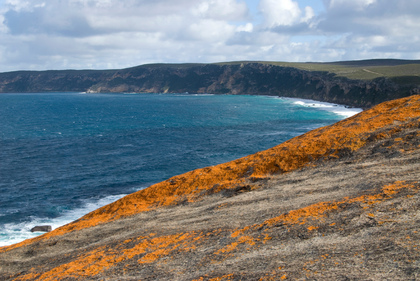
0,92,361,246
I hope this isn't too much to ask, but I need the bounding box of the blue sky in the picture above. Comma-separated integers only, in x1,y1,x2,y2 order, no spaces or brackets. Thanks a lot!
0,0,419,72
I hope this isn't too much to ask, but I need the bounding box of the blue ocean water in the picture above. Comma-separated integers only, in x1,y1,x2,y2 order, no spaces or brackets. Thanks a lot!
0,93,361,246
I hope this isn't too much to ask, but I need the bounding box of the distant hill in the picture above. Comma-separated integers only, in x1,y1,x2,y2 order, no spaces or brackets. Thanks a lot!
1,95,419,280
324,58,420,67
0,59,419,108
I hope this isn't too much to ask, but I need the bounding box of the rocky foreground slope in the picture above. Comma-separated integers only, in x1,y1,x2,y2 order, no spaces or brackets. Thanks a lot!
1,95,420,280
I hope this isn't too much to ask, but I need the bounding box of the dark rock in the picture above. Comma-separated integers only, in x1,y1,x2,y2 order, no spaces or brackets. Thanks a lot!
0,62,418,108
30,225,52,233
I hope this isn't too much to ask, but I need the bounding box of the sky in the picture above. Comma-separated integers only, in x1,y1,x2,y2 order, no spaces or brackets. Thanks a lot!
0,0,419,72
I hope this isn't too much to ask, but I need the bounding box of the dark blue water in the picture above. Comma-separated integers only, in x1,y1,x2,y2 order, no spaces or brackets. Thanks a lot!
0,92,359,245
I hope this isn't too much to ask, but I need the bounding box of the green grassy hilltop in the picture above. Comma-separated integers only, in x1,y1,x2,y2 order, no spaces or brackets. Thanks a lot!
217,59,420,82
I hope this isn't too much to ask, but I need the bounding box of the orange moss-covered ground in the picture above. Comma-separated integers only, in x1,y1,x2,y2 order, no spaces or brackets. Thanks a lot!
7,181,420,280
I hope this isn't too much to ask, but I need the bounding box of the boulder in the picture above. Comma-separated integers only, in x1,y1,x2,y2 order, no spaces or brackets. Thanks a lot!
30,225,52,233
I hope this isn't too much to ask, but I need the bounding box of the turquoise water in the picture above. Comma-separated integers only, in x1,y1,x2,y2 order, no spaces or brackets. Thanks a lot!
0,92,360,246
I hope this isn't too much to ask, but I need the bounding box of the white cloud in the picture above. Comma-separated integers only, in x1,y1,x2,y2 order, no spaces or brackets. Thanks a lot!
302,6,315,23
236,23,253,33
259,0,314,27
314,0,420,60
0,0,418,72
326,0,377,10
185,19,237,42
192,0,249,21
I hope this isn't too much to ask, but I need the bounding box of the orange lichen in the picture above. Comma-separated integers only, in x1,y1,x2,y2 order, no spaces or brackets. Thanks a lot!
222,181,418,253
12,231,209,280
215,235,258,255
2,95,420,255
263,201,340,227
209,273,235,281
267,181,417,228
10,180,418,280
259,270,288,281
12,247,120,281
193,274,237,281
263,234,272,243
11,273,41,281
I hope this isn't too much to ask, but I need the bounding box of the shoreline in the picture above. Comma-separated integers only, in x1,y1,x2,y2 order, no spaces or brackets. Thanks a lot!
0,93,358,247
1,61,418,109
120,92,365,118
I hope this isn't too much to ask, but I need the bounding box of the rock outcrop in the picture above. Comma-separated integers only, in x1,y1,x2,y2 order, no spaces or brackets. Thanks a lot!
30,226,52,233
0,95,419,280
1,61,419,108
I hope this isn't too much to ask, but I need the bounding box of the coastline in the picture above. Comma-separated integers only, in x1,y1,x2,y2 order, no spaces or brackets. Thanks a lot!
1,61,418,109
1,95,418,280
0,93,354,247
0,194,128,247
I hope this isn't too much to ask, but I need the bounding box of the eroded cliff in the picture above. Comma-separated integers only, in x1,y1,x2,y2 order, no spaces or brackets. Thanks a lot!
1,61,419,108
0,95,419,280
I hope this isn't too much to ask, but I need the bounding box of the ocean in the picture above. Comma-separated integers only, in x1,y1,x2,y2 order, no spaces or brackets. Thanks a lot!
0,92,361,246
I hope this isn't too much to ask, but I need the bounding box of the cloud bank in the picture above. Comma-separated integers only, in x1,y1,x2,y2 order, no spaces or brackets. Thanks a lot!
0,0,419,72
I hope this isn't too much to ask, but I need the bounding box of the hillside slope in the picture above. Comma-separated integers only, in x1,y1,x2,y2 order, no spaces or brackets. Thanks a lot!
1,60,419,108
0,95,419,280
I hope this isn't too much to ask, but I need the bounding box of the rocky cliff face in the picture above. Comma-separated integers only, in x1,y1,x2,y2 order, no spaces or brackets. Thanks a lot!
1,95,419,280
1,63,419,108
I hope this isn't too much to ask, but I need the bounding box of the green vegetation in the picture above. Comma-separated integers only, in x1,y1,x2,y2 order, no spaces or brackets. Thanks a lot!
215,59,420,82
273,62,420,81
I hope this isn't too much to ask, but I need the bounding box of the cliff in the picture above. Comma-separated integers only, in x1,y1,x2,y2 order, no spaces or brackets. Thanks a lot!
1,60,420,108
0,95,419,280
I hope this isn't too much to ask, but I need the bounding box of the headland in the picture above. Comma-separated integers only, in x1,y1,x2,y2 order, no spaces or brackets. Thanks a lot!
1,59,420,108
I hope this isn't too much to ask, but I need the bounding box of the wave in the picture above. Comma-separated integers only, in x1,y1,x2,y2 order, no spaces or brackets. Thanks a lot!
282,97,363,118
172,93,215,97
0,194,127,247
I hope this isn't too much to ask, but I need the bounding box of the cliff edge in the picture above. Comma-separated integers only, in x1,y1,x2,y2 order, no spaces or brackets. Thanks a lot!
1,60,420,108
0,95,419,280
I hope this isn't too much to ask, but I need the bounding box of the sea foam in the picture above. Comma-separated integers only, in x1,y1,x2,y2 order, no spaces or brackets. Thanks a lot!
0,194,126,247
284,97,363,118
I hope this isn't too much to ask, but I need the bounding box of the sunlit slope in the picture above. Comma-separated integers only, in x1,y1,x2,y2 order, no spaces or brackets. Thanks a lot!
0,95,419,280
